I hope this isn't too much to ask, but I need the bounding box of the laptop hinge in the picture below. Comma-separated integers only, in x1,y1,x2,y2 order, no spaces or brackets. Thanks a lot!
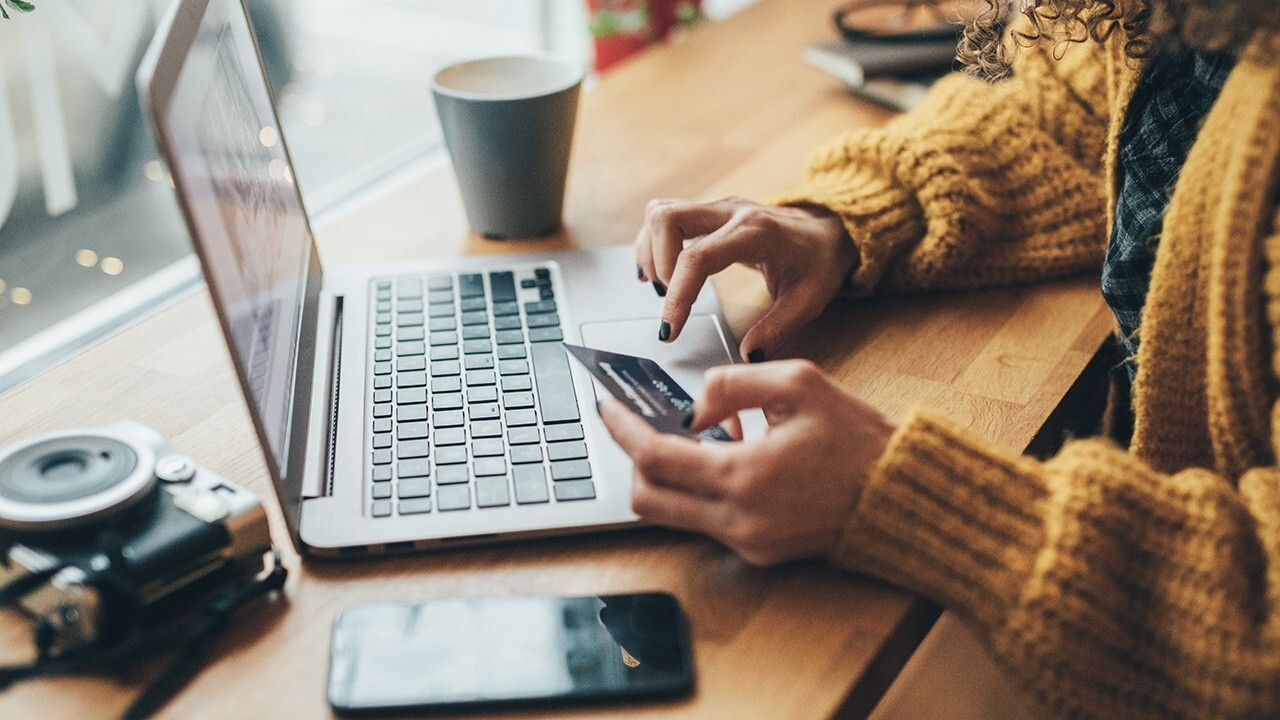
301,292,342,499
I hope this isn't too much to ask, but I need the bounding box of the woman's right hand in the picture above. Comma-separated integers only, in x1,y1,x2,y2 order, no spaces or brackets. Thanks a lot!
635,196,856,362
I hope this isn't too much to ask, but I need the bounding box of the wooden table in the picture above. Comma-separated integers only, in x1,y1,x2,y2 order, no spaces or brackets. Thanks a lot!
0,0,1114,718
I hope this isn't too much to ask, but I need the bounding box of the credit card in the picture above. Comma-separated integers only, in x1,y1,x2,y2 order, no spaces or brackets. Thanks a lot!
563,343,733,442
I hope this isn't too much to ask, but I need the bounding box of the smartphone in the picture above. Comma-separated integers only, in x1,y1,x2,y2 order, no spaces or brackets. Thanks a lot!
327,592,695,715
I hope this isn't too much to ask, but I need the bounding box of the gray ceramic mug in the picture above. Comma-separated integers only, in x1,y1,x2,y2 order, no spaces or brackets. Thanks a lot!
431,55,583,239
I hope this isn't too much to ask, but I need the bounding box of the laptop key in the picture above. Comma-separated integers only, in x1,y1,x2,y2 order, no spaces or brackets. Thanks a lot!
373,376,391,390
526,313,559,329
469,403,500,421
554,479,596,502
371,499,393,517
544,423,584,442
465,354,495,371
429,317,456,332
497,345,526,360
376,279,391,290
461,296,487,312
476,476,511,507
429,346,459,361
461,311,488,326
472,438,504,457
372,449,392,465
534,267,550,280
398,422,429,440
499,359,529,375
399,404,430,420
495,329,524,345
429,331,458,346
397,371,426,388
470,420,502,438
492,301,518,317
506,409,537,427
398,387,427,404
513,465,549,504
502,392,534,410
474,457,506,477
372,466,392,482
459,273,484,298
374,350,392,363
398,356,426,371
462,325,490,341
435,446,468,465
396,340,425,356
510,445,542,464
434,410,465,427
427,274,452,291
427,290,453,305
489,271,516,302
520,277,537,289
430,376,462,394
375,336,391,349
435,427,466,446
374,388,392,404
547,441,588,462
539,287,555,300
530,343,580,423
550,460,591,481
501,376,532,392
428,304,456,318
399,299,424,313
437,484,471,511
430,361,461,376
373,434,392,449
399,439,430,458
373,403,392,418
436,465,469,485
399,498,431,515
466,370,496,386
494,315,522,331
398,326,424,341
396,313,423,327
508,427,541,445
375,324,391,337
372,483,392,500
468,386,498,403
529,327,564,343
399,480,432,499
524,299,557,315
399,458,431,478
433,393,463,410
396,278,421,298
463,340,492,355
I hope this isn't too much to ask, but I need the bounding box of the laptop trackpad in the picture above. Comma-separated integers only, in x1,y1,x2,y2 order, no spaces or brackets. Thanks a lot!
578,314,734,402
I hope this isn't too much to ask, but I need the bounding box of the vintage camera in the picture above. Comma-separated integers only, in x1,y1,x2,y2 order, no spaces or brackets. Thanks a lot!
0,421,272,653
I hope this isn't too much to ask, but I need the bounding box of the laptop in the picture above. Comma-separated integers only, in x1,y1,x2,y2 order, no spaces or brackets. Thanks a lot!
137,0,742,555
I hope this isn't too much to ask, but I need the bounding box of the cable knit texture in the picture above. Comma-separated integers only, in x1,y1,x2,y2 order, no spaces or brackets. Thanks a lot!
779,25,1280,720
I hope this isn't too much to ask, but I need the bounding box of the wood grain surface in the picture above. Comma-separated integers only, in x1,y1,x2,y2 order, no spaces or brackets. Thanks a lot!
0,0,1113,718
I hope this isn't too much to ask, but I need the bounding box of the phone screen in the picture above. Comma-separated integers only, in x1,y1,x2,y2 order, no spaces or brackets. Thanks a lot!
327,593,694,713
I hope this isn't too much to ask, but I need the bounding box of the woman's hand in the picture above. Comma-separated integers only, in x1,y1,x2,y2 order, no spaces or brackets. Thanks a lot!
597,360,896,567
635,197,855,362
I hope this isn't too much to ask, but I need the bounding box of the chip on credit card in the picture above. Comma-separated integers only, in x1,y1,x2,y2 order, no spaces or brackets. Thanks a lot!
563,344,733,442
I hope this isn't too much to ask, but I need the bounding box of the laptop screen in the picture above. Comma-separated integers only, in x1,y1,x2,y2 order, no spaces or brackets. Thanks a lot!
159,0,313,475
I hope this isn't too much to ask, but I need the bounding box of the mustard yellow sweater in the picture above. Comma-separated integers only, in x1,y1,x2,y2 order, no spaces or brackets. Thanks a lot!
779,26,1280,720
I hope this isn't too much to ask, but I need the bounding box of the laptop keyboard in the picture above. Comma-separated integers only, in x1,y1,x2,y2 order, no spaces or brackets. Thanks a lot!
366,266,596,517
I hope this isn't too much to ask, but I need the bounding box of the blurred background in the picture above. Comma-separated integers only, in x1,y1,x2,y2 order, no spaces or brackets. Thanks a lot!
0,0,754,393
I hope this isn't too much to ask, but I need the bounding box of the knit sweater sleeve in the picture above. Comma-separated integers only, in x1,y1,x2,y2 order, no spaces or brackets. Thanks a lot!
776,39,1111,295
832,409,1280,719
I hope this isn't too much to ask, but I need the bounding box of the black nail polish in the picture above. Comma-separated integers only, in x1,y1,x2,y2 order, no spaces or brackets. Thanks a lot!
658,320,671,342
747,348,765,363
637,265,645,280
681,412,694,429
652,281,667,297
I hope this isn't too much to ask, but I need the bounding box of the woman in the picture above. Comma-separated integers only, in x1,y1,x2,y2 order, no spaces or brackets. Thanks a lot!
597,1,1280,718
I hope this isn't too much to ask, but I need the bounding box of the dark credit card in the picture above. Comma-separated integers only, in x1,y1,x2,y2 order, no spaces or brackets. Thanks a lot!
564,343,733,442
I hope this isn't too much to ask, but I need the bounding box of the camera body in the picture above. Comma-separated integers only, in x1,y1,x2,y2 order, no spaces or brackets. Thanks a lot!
0,421,271,651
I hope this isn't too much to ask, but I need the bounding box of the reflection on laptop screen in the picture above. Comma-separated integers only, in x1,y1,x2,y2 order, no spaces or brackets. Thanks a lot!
162,0,312,473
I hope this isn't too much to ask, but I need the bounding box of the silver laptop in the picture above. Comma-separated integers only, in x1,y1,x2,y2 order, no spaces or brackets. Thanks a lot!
137,0,741,555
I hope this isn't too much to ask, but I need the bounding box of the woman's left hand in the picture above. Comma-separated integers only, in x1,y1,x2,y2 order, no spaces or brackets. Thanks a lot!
597,360,896,566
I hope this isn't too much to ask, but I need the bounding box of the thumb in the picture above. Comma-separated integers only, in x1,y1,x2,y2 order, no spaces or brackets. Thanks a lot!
690,361,812,433
738,287,823,363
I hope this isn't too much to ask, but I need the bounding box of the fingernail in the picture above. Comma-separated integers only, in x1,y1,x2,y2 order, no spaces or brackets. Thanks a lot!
747,348,765,363
652,281,667,297
636,264,645,281
658,320,671,342
596,399,605,415
680,411,694,429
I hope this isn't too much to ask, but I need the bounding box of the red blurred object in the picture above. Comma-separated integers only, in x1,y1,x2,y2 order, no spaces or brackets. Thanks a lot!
587,0,703,72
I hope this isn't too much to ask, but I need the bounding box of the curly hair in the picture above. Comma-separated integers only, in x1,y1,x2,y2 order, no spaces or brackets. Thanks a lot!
956,0,1280,78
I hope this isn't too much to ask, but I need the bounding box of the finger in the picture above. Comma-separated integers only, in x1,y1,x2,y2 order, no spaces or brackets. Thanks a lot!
660,222,761,343
597,397,731,497
721,413,744,441
648,200,735,286
630,471,723,535
636,198,678,283
690,360,824,432
738,284,827,362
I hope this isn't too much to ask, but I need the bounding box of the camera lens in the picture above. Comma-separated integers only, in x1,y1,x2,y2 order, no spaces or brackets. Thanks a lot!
0,434,153,531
